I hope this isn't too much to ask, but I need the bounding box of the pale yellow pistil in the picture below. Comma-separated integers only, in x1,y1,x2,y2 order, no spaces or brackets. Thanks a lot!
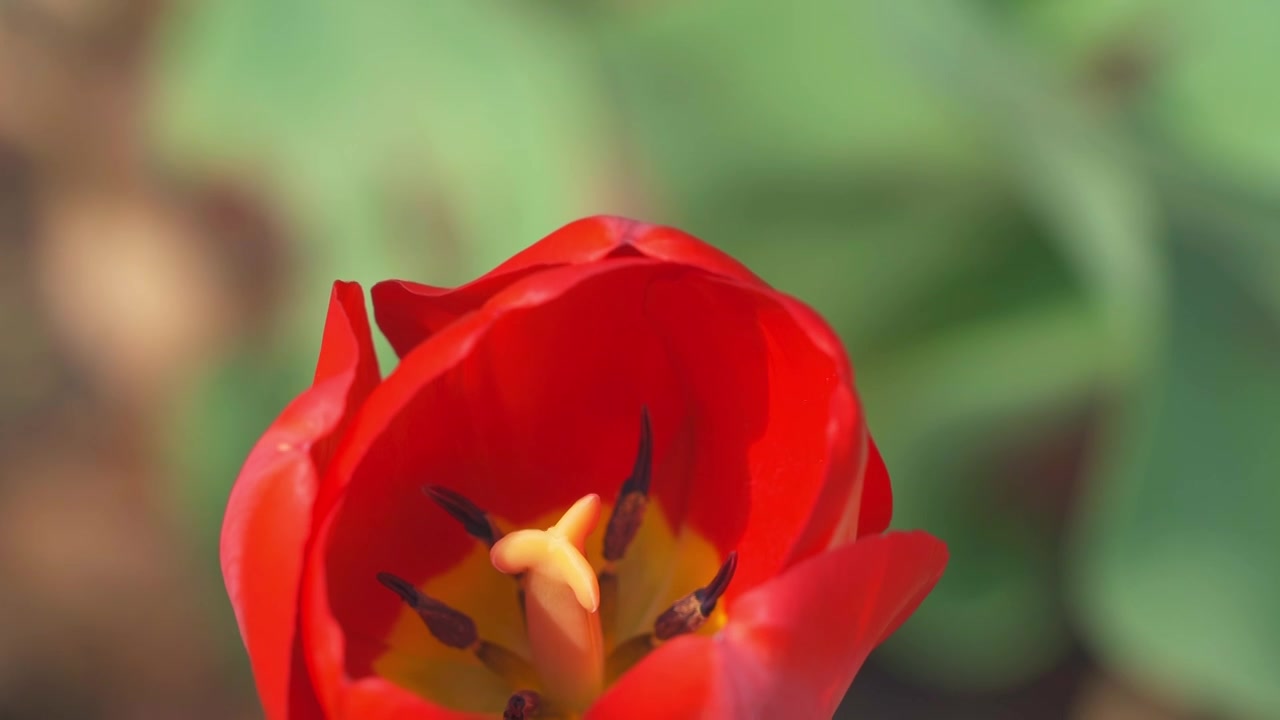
490,494,605,710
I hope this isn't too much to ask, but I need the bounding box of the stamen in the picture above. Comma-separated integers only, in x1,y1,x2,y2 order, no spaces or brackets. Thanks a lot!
491,494,605,710
504,690,541,719
599,409,652,644
423,485,529,618
654,551,737,641
603,408,653,563
376,572,537,689
423,485,504,548
376,572,476,649
604,552,738,681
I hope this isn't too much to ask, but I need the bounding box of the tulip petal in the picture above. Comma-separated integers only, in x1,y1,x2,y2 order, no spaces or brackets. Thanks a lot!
767,293,868,558
481,216,766,287
372,216,765,357
621,221,765,289
306,259,864,704
371,270,544,358
588,531,948,719
341,677,488,719
857,439,894,538
593,637,723,719
221,281,379,720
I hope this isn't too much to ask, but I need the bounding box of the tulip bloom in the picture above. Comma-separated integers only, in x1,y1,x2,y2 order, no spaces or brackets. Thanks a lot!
222,216,947,719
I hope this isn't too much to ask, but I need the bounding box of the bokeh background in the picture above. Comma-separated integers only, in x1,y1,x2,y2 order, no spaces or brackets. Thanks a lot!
2,0,1278,718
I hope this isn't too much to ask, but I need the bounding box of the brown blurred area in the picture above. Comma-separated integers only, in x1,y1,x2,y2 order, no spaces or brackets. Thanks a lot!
0,1,273,716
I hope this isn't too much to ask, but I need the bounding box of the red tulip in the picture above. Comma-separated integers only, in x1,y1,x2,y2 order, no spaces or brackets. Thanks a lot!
222,216,947,719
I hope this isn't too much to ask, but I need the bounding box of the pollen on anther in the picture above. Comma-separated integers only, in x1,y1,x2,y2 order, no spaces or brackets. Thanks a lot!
653,551,738,641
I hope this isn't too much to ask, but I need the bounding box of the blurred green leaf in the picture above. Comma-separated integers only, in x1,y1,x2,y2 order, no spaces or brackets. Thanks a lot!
1016,129,1163,372
166,344,314,677
1072,246,1280,718
874,445,1072,689
1016,0,1165,67
597,0,986,206
156,0,618,285
878,0,1167,375
863,295,1108,687
171,348,313,540
864,298,1114,435
1158,166,1280,328
1152,0,1280,190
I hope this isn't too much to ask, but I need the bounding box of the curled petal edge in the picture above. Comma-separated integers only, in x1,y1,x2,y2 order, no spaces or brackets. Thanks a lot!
221,281,379,720
372,215,766,356
587,531,948,719
768,293,868,559
856,440,894,538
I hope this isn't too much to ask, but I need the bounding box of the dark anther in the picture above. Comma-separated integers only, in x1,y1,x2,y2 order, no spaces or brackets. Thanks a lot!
423,485,527,621
604,551,740,682
377,573,538,688
375,572,477,649
423,485,503,548
600,409,653,645
504,690,541,719
653,552,738,641
603,407,653,563
697,550,738,617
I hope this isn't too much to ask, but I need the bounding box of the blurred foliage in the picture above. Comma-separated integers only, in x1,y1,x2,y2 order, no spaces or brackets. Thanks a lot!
151,0,1280,717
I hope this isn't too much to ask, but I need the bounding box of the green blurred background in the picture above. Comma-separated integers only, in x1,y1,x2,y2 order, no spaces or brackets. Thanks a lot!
1,0,1278,718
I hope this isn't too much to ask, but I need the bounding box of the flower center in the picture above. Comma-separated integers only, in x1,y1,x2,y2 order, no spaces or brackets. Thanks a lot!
375,410,737,716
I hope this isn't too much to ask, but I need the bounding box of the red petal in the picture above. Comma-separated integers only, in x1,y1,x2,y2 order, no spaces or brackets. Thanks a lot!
221,282,379,720
340,677,488,719
372,216,766,357
623,221,765,289
588,532,948,719
303,259,861,687
371,270,544,359
485,216,764,287
767,293,867,560
588,638,723,719
856,439,894,538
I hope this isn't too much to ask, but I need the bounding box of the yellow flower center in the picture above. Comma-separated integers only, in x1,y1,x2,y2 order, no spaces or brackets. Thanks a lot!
374,499,727,715
373,410,736,717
